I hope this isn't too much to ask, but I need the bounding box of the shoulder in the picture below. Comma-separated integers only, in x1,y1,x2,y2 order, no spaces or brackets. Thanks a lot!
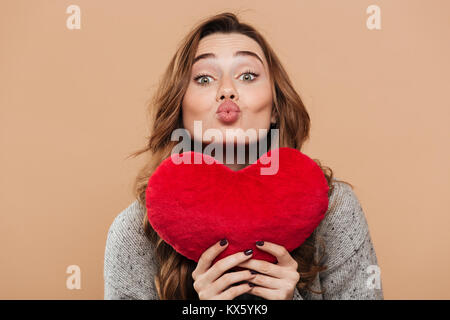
314,178,372,271
104,199,158,299
106,199,148,242
104,199,155,260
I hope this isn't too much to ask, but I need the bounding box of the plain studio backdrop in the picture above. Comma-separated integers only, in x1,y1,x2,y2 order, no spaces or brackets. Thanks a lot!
1,0,449,299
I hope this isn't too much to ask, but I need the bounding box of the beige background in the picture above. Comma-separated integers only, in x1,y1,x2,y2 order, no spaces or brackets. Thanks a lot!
1,0,449,299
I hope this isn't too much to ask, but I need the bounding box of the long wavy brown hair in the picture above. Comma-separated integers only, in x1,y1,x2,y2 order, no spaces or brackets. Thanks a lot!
127,11,352,300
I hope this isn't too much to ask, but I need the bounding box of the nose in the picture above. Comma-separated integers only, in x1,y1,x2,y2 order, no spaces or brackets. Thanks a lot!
216,78,238,102
219,93,235,101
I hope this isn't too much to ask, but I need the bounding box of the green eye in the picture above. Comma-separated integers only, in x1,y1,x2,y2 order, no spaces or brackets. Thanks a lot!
195,75,213,86
193,70,259,86
239,72,258,81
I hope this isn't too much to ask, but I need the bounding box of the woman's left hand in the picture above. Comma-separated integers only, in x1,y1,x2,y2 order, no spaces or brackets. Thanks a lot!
236,241,300,300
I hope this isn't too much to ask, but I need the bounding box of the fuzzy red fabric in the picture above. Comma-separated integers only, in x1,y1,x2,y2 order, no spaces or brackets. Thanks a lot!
145,147,329,268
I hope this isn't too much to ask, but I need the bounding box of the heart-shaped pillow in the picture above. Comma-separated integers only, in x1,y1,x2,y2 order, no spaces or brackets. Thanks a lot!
145,147,329,268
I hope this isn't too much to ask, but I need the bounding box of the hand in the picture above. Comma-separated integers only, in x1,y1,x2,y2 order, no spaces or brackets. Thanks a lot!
237,241,300,300
191,239,257,300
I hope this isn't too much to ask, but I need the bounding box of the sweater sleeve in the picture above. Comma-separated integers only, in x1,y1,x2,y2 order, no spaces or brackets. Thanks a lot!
319,231,384,299
316,181,384,300
292,287,304,300
103,200,160,300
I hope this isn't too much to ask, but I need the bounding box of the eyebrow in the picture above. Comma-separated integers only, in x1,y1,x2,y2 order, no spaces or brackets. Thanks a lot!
193,50,264,67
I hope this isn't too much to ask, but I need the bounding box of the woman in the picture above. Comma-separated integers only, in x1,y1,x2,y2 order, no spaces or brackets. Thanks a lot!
103,12,384,300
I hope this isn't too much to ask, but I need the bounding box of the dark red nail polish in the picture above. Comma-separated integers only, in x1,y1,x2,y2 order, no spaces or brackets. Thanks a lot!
244,249,253,255
256,241,264,246
220,239,228,246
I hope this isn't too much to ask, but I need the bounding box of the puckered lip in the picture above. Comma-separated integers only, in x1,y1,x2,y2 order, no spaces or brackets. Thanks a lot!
216,100,241,113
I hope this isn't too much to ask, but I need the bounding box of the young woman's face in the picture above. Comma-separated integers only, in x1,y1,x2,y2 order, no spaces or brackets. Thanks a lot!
182,32,275,145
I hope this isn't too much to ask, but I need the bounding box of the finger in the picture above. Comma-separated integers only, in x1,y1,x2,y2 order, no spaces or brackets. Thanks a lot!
203,249,254,283
247,273,284,290
212,270,256,294
237,259,289,279
255,241,297,267
248,285,286,300
215,282,253,300
194,239,229,277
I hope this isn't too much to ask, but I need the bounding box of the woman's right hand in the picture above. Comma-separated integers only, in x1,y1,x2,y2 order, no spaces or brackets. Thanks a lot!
192,239,256,300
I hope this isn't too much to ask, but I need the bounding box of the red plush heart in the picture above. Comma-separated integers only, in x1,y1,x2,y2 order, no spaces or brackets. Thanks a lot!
145,147,329,268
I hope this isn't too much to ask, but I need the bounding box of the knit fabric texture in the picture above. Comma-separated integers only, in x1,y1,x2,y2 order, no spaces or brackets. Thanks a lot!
103,178,384,300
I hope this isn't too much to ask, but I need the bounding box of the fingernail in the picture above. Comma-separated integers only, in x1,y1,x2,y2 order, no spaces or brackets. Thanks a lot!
256,241,264,247
244,249,253,256
248,283,255,287
250,270,258,274
220,239,228,246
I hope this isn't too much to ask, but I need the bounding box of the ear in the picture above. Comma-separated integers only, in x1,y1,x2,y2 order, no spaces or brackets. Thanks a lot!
271,106,277,124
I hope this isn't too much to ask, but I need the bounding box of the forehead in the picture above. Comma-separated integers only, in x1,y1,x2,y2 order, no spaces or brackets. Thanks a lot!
195,33,266,64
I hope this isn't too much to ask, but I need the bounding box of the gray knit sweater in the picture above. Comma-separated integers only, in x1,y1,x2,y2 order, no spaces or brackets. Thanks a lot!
103,178,384,300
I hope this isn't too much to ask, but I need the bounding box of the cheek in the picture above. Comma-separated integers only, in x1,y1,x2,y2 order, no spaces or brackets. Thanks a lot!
182,85,216,137
243,83,273,113
182,85,214,115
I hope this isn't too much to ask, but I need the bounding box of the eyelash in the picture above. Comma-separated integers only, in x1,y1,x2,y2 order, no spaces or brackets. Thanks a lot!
193,69,259,86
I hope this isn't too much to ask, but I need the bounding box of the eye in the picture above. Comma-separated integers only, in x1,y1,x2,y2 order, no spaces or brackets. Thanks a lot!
239,70,259,82
193,70,260,86
194,74,214,86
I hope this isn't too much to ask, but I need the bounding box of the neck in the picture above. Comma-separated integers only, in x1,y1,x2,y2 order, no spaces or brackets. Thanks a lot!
195,141,252,172
193,132,272,172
